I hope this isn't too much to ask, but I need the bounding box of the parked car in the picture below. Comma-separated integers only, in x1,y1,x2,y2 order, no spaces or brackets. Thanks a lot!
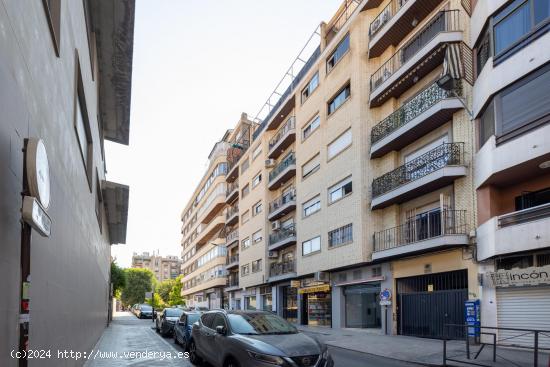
136,304,153,319
155,307,184,336
189,310,333,367
173,311,202,350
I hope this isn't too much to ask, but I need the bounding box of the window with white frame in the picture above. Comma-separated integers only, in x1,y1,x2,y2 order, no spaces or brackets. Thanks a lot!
252,172,262,188
328,83,351,115
252,144,262,160
252,259,262,273
302,236,321,256
302,153,320,179
303,195,321,217
327,129,352,160
301,72,319,103
253,201,262,216
241,237,251,250
302,115,320,141
328,223,353,247
241,264,250,276
327,33,350,72
252,229,263,244
328,176,352,204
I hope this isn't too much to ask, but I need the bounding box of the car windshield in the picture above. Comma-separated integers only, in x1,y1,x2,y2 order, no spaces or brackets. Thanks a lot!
140,305,152,311
165,308,184,317
187,314,200,324
227,313,298,335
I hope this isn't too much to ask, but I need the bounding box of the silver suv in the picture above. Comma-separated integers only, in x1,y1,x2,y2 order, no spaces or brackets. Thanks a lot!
189,310,333,367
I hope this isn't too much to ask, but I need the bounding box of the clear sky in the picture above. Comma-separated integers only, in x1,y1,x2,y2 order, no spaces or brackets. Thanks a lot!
108,0,343,268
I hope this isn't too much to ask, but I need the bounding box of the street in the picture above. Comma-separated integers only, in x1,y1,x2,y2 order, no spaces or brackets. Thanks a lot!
85,312,422,367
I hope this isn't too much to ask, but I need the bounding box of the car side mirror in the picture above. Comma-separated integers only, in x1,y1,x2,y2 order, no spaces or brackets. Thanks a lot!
216,325,226,335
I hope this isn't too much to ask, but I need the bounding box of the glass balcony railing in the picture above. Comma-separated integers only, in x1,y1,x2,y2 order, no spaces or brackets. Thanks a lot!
372,142,465,198
371,81,462,145
269,225,296,246
226,205,239,220
269,152,296,182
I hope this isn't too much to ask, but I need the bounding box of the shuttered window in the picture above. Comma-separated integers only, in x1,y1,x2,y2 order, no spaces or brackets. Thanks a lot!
302,153,320,178
327,129,352,160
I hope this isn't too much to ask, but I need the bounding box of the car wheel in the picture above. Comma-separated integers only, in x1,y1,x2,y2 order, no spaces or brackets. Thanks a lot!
188,341,202,366
224,357,241,367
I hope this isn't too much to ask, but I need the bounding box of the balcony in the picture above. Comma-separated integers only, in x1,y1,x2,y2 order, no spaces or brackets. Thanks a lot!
268,225,297,251
226,254,239,269
370,81,463,158
369,10,463,107
268,260,296,282
477,203,550,261
268,189,296,221
226,146,247,183
225,182,239,204
362,0,385,11
225,228,239,247
225,275,240,292
368,0,445,58
268,117,296,160
268,152,296,190
225,205,239,226
372,209,468,260
371,142,467,209
195,213,225,246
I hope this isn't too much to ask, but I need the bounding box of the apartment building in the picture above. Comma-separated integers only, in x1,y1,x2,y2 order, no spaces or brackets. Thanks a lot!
179,0,550,341
0,1,134,366
470,0,550,347
132,252,182,282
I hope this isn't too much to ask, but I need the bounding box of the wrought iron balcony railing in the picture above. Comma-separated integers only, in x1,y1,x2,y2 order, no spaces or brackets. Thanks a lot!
269,152,296,182
372,142,465,197
371,81,462,145
226,182,239,197
369,0,409,36
374,209,468,252
269,225,296,246
326,0,361,43
370,10,461,93
269,117,295,151
226,205,239,220
227,254,239,265
226,228,239,243
269,189,296,214
227,276,239,287
269,260,296,277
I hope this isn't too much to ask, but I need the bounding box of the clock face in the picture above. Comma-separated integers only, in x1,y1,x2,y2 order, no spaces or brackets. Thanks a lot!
27,139,51,209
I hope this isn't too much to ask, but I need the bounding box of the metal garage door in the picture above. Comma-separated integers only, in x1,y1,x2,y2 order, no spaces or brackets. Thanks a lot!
497,287,550,348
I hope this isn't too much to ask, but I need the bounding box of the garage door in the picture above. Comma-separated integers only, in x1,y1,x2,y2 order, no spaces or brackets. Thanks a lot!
497,287,550,348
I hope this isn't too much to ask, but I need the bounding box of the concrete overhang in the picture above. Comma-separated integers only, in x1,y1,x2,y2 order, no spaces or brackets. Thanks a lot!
91,0,135,145
103,181,129,245
372,234,468,260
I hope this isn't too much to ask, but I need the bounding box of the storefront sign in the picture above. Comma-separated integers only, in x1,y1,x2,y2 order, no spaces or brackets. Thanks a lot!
290,280,301,288
486,265,550,287
298,284,330,294
22,196,51,237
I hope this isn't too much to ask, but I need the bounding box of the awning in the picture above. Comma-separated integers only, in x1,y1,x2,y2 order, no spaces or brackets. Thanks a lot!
298,284,331,294
442,43,463,80
103,181,129,245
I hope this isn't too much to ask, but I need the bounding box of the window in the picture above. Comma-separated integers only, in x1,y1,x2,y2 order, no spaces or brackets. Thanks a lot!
42,0,61,56
242,210,250,224
479,100,495,147
252,230,263,244
302,153,320,179
328,83,351,115
303,195,321,217
252,172,262,188
327,129,352,160
328,176,352,204
252,259,262,273
476,27,491,75
95,173,103,231
241,237,251,250
302,115,320,141
301,72,319,103
241,184,250,198
328,223,353,247
302,236,321,256
327,33,350,72
211,314,227,330
252,144,262,160
253,201,262,216
75,54,93,190
241,264,250,276
241,158,250,174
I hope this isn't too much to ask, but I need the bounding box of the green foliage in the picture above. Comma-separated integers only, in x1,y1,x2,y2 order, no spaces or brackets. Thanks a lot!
145,293,166,309
121,268,154,306
168,275,185,307
156,279,176,303
110,261,126,297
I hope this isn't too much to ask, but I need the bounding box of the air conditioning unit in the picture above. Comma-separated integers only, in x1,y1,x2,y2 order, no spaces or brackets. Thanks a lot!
268,251,278,259
271,221,281,231
314,272,330,282
265,159,276,168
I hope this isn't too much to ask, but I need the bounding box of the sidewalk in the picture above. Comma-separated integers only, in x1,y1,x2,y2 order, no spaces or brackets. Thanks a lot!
297,325,550,367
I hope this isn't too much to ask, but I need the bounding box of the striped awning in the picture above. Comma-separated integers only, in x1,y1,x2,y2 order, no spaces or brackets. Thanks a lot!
442,43,463,79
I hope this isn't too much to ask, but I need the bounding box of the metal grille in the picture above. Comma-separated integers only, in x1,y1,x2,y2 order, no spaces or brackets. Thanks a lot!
269,117,295,150
397,269,468,294
268,152,296,182
269,188,296,214
269,224,296,245
269,260,295,277
372,142,465,198
328,223,353,247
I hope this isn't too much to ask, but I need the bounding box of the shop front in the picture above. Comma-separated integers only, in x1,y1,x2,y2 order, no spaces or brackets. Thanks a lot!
344,283,381,328
299,282,332,327
260,286,273,311
281,285,298,323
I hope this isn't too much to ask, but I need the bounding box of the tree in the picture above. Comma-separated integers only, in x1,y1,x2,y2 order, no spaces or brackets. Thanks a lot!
110,261,126,299
156,279,176,304
168,275,185,307
121,268,154,307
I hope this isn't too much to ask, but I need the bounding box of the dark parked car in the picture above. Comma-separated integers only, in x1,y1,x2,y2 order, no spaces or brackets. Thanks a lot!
155,307,184,336
136,304,153,319
173,311,201,350
189,310,333,367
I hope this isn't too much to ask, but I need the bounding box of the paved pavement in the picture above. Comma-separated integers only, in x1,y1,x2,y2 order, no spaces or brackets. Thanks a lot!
328,346,423,367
